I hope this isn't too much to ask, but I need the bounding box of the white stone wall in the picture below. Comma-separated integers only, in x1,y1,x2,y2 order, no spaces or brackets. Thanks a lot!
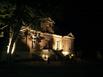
62,36,74,53
52,34,63,51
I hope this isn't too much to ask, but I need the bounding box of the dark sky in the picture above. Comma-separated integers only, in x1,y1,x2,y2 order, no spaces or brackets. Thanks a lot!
63,1,103,60
62,1,103,52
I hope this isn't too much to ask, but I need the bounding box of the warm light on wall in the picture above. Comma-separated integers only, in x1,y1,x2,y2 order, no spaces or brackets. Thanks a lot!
52,34,63,51
62,36,74,52
61,51,69,56
19,27,75,60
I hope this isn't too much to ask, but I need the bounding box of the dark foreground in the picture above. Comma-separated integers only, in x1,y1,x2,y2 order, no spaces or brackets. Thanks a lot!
0,60,103,77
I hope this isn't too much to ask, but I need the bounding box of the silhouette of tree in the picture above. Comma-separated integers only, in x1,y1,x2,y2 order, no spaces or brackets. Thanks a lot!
0,0,64,60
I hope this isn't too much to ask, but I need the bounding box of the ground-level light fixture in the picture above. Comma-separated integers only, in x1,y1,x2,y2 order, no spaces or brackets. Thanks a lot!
40,49,51,61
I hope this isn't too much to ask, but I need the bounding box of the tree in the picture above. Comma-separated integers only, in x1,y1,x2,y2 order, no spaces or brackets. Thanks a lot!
0,0,35,56
0,0,64,59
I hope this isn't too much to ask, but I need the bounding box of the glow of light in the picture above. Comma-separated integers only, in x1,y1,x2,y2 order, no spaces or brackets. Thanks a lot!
62,51,69,56
7,36,12,54
41,49,50,61
41,54,49,61
69,54,74,59
71,54,74,57
0,32,4,37
52,34,63,50
11,42,16,54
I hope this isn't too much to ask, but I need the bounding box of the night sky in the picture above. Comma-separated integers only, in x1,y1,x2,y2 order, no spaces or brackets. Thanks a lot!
63,1,103,59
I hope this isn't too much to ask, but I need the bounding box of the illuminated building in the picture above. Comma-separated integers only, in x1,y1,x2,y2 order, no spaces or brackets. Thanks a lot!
52,34,63,51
